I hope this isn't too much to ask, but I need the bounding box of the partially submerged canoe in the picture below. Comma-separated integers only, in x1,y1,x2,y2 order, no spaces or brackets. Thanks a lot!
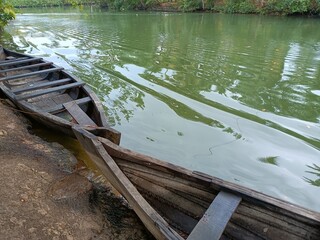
0,47,120,144
73,126,320,240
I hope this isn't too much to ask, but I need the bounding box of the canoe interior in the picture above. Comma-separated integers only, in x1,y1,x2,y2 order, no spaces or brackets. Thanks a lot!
0,47,120,144
103,138,320,239
72,127,320,240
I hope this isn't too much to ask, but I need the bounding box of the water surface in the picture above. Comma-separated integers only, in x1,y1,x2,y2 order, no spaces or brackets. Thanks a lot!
1,8,320,211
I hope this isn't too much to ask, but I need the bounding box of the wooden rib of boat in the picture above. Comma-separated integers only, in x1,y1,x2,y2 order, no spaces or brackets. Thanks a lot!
0,47,120,144
73,126,320,240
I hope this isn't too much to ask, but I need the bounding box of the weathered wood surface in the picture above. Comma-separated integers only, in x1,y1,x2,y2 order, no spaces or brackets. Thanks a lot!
0,57,42,67
30,93,73,110
0,56,29,62
12,78,72,94
0,62,52,74
73,127,183,240
15,82,84,101
46,96,91,113
63,101,96,126
0,47,121,143
187,191,241,240
91,134,320,240
0,67,63,82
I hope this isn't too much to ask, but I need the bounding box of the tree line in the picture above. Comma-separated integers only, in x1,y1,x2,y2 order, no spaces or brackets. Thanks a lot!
6,0,320,14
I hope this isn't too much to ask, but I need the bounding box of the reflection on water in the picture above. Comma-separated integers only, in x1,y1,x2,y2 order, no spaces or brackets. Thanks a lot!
305,164,320,187
1,9,320,212
258,156,279,166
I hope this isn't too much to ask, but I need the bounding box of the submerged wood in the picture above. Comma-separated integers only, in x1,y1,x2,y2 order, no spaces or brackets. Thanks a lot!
0,47,120,144
73,126,320,240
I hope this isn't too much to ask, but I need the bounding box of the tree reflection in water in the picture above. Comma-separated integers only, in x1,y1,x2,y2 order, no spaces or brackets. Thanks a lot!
304,164,320,187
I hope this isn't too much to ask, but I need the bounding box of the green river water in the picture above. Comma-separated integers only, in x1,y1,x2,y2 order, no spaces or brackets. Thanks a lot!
1,8,320,212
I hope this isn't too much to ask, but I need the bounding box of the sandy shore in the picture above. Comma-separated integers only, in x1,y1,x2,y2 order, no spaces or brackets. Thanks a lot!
0,99,152,240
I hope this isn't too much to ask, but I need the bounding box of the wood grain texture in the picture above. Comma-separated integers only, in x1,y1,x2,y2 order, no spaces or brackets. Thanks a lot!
0,62,52,74
0,56,28,62
187,191,241,240
73,127,183,240
0,67,63,82
12,78,72,94
46,96,91,113
0,57,33,65
0,48,120,143
64,101,96,126
94,135,320,240
15,82,84,101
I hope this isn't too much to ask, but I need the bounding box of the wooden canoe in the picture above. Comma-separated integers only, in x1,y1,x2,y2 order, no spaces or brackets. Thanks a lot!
0,47,120,144
72,126,320,240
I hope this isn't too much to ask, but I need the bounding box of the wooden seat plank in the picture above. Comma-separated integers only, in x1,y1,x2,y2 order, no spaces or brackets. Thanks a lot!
45,96,91,113
187,191,241,240
12,78,72,94
0,57,42,67
0,62,53,74
0,57,29,63
63,101,96,126
0,67,63,82
15,82,84,101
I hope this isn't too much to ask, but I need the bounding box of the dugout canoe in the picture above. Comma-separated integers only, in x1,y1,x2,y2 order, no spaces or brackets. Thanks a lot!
0,47,120,144
73,126,320,240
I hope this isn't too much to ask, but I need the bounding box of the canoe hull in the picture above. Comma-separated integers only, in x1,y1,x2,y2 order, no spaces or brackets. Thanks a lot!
0,47,120,144
73,126,320,240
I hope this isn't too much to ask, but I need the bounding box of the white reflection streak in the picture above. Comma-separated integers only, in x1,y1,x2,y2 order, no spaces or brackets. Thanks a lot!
280,43,301,82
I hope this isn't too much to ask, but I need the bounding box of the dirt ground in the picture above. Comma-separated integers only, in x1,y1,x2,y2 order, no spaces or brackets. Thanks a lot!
0,98,153,240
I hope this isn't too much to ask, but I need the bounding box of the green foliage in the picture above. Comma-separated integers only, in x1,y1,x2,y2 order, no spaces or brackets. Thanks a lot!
10,0,67,8
260,0,320,14
177,0,202,11
210,0,320,15
10,0,155,10
238,0,256,13
283,0,310,13
9,0,110,8
105,0,158,10
8,0,320,14
0,0,15,29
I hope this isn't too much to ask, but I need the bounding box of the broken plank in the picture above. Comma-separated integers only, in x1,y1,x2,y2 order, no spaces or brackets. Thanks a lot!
0,67,63,82
0,62,53,74
15,82,84,101
187,191,241,240
63,101,96,126
12,78,72,94
0,57,42,67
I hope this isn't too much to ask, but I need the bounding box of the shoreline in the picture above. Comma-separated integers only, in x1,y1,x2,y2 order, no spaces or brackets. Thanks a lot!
10,2,320,16
0,99,153,240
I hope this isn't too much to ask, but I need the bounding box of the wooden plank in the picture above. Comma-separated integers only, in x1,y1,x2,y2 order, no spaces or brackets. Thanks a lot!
31,93,72,110
15,82,84,101
0,57,29,64
12,78,72,94
187,191,241,240
0,67,63,82
0,62,53,74
45,97,91,113
63,101,96,126
72,127,183,240
0,57,42,67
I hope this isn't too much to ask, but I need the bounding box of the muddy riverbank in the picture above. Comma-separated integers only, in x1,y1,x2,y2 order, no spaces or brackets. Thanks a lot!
0,98,152,240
